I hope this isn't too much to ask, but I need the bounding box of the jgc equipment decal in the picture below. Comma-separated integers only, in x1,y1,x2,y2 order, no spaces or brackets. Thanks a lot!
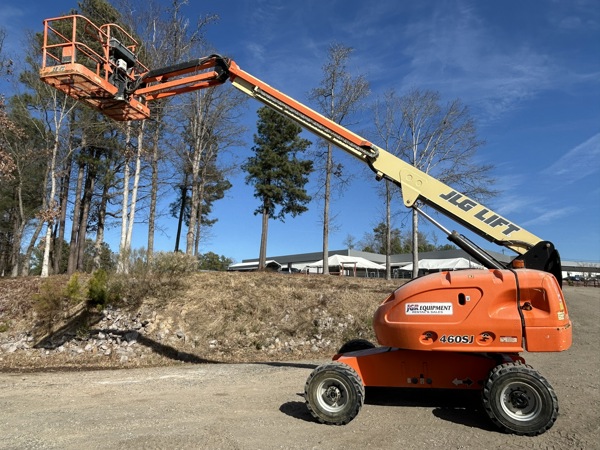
405,303,453,315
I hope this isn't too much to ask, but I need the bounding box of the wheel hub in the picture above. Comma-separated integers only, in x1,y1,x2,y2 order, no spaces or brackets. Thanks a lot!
500,382,542,421
509,390,529,409
324,386,342,404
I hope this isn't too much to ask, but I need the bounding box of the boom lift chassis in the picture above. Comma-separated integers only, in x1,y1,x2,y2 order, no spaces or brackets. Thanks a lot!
40,15,572,436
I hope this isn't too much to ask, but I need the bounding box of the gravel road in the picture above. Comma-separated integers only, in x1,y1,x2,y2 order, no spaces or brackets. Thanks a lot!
1,286,598,450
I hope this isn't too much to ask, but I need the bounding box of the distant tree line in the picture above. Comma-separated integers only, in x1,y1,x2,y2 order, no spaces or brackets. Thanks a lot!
353,222,456,255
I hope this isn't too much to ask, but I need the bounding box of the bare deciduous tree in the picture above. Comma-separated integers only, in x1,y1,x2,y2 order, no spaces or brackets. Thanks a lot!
374,88,495,278
309,43,369,274
0,27,13,76
40,89,77,277
372,90,406,279
118,0,218,262
180,84,245,256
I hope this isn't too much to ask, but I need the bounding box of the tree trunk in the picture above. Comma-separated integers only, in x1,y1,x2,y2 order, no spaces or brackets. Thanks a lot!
76,149,97,272
117,124,132,274
21,219,43,277
322,143,333,275
40,217,53,277
9,170,25,277
41,134,60,278
412,208,419,279
258,203,269,270
9,213,24,277
67,154,85,274
186,112,204,255
174,178,187,252
186,172,199,255
93,175,109,269
194,206,201,257
147,125,160,260
385,181,392,280
125,120,144,251
54,153,72,274
41,93,74,277
24,166,51,277
194,213,201,256
194,163,209,256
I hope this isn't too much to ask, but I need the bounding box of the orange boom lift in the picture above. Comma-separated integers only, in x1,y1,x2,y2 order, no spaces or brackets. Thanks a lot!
40,15,571,436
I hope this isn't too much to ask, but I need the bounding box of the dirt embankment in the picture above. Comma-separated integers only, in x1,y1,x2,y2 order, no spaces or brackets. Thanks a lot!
0,271,401,370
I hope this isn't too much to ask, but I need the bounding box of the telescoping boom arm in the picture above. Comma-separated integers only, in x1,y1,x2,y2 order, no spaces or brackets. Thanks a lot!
225,59,558,262
38,15,562,279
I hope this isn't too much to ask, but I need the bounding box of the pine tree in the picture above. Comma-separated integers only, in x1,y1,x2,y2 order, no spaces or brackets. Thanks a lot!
243,107,313,270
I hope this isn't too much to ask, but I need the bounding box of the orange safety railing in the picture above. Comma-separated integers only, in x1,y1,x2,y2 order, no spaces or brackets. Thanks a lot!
41,14,147,81
40,15,150,121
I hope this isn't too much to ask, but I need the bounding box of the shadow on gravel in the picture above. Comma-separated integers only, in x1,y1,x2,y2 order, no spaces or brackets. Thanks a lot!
431,405,495,431
366,387,495,431
259,361,319,370
115,331,219,364
33,313,321,368
35,317,220,364
280,387,495,430
280,400,315,422
34,307,103,350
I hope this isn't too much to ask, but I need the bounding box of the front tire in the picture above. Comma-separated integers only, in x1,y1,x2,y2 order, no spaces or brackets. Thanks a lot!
304,362,365,425
482,362,558,436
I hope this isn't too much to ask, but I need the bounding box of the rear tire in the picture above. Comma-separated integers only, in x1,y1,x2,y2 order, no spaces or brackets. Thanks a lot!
337,338,375,354
482,362,558,436
305,362,365,425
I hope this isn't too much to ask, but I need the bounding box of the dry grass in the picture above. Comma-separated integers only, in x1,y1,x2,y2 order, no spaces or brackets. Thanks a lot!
158,271,402,361
0,271,404,368
0,276,47,332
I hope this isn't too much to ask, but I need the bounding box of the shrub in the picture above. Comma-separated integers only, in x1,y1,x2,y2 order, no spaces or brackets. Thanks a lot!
87,269,109,309
126,248,152,279
152,252,198,283
65,273,85,303
33,278,71,332
105,251,198,307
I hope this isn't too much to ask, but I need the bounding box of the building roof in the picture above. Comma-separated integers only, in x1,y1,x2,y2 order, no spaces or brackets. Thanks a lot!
228,260,281,271
306,255,386,270
400,257,486,271
235,249,599,275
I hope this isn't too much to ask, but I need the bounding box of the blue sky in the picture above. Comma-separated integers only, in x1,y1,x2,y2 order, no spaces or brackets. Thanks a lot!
1,0,599,263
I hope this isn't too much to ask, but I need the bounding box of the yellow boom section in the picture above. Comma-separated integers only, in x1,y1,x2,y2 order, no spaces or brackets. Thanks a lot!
227,63,542,254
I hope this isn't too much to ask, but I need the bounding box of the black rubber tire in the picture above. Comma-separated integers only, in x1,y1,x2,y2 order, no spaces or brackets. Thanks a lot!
304,362,365,425
482,361,559,436
337,338,375,354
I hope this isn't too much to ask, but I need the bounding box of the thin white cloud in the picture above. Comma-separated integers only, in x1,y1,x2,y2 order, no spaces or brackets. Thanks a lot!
542,133,600,183
398,2,557,121
484,165,583,227
547,0,600,32
492,194,536,218
0,5,24,27
245,0,298,51
244,42,266,65
0,5,27,56
520,206,578,227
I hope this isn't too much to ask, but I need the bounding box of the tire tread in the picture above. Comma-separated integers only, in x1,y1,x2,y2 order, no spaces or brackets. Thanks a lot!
304,362,365,425
482,361,558,436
